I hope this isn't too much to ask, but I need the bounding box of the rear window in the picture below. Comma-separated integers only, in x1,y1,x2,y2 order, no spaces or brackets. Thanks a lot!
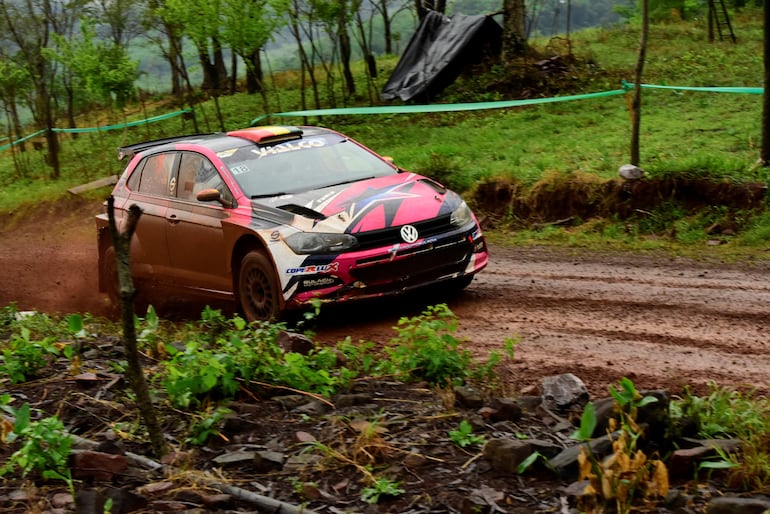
127,153,178,196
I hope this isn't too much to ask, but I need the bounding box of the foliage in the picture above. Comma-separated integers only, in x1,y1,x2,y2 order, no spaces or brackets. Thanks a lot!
448,419,486,448
0,396,73,486
378,303,508,387
0,327,61,383
672,383,770,490
571,377,669,514
360,476,405,504
673,382,770,439
186,406,233,445
162,310,356,408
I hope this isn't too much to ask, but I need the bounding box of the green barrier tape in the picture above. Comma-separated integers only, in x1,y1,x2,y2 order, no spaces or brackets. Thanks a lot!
53,109,192,134
250,89,628,125
622,80,763,94
1,109,191,150
0,129,47,152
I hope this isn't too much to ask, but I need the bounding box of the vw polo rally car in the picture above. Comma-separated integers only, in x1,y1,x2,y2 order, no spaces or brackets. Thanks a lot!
96,125,489,321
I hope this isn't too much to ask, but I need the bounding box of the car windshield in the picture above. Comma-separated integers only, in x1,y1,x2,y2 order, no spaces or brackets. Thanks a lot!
219,134,396,198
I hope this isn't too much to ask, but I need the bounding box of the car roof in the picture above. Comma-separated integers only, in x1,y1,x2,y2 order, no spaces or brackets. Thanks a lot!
117,125,334,161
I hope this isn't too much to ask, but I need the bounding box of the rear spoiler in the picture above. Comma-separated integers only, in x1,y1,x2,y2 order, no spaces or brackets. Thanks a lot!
116,133,215,161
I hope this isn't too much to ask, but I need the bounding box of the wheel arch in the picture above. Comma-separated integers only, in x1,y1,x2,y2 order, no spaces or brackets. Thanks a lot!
230,234,285,309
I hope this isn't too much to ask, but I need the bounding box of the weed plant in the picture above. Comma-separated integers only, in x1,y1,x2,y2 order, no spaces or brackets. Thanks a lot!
572,377,669,514
672,383,770,491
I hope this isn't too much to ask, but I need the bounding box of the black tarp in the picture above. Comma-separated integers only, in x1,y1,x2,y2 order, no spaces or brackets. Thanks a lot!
381,10,502,102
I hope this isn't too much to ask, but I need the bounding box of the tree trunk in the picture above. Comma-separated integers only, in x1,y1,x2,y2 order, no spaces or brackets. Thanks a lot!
338,9,355,97
245,49,264,94
502,0,528,62
213,37,229,92
630,0,649,166
106,197,167,459
761,0,770,164
380,0,392,54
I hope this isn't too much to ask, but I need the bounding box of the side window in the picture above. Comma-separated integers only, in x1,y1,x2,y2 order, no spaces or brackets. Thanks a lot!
176,152,234,205
136,153,177,196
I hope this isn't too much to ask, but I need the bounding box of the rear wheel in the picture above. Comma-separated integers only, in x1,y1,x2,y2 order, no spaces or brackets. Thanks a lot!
237,251,281,322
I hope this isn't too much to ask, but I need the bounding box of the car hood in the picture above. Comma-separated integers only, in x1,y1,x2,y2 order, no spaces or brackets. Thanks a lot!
257,173,462,234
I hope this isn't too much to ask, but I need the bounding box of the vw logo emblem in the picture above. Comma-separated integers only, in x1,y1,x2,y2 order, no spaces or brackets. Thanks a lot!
400,224,419,243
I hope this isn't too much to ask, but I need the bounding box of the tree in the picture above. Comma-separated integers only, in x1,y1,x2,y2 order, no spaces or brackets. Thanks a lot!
0,0,85,178
502,0,528,62
106,197,167,459
220,0,288,96
159,0,229,94
630,0,649,166
144,0,192,97
91,0,145,47
48,20,139,110
369,0,411,55
761,0,770,165
0,53,32,177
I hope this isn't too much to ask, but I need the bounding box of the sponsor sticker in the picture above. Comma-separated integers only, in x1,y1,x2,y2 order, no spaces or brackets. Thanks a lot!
286,262,339,275
251,138,326,159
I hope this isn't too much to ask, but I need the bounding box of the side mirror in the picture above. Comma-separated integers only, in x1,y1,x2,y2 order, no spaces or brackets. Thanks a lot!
196,188,229,206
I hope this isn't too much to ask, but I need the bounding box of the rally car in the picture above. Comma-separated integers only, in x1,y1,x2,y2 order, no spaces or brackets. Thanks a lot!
95,125,488,321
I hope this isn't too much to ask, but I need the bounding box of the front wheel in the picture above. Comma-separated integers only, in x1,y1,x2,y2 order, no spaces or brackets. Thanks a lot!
237,251,281,322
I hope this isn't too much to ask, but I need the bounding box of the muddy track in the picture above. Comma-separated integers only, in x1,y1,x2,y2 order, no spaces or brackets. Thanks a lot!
2,198,769,397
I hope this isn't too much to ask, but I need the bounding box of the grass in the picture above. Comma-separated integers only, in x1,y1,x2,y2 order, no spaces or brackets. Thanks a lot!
0,7,767,255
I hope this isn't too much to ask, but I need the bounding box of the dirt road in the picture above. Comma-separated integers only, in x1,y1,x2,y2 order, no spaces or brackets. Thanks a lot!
2,197,769,396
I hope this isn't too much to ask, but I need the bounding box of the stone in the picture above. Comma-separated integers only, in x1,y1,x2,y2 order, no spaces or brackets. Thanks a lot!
71,450,128,482
489,398,523,422
454,385,484,408
482,438,533,474
619,164,645,180
542,373,589,411
276,331,314,354
706,496,770,514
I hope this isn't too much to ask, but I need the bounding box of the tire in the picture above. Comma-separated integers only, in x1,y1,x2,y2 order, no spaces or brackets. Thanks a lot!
237,251,281,322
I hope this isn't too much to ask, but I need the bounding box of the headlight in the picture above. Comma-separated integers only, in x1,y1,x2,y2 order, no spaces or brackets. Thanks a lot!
285,232,358,254
450,201,474,227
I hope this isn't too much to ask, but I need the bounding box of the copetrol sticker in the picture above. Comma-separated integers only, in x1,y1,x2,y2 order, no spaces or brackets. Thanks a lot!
286,262,339,275
251,138,326,159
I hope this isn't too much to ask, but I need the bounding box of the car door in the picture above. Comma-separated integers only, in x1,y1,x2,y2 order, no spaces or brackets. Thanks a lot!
123,152,175,280
165,151,233,294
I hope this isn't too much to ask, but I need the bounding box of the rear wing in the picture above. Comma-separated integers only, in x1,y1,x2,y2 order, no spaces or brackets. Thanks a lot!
116,133,215,161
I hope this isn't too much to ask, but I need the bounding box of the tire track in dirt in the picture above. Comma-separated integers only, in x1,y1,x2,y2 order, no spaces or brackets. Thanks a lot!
453,246,770,395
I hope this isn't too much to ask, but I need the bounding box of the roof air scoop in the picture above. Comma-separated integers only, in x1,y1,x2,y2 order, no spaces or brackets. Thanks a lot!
278,204,327,220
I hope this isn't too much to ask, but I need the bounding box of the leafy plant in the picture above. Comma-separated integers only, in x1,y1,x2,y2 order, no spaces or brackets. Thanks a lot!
448,419,486,448
360,476,405,504
186,406,233,445
0,397,74,488
162,313,355,408
672,383,770,490
0,327,61,383
572,377,669,514
381,304,477,385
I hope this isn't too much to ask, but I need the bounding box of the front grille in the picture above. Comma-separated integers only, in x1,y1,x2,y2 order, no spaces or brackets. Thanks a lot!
353,214,454,251
350,236,471,285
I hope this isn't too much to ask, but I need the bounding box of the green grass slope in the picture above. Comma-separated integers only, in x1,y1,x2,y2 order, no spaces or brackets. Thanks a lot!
1,7,768,256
